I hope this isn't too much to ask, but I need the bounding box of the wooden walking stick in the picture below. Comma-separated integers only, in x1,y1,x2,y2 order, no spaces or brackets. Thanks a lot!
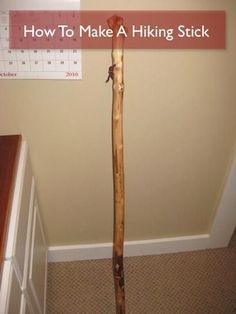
107,15,126,313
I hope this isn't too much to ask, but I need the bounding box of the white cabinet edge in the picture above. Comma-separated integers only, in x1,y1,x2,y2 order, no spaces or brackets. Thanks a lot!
29,203,48,314
0,261,12,313
4,141,27,260
22,177,35,290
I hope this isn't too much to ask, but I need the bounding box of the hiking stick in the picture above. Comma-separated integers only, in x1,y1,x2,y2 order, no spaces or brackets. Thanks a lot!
107,15,126,313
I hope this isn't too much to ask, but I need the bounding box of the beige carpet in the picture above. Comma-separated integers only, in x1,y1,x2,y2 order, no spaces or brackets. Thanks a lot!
47,247,236,313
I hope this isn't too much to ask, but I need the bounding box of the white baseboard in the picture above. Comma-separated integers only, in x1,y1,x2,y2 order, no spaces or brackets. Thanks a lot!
48,234,209,263
47,151,236,263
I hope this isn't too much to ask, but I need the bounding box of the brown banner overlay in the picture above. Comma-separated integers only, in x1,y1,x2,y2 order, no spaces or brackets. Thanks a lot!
9,10,225,49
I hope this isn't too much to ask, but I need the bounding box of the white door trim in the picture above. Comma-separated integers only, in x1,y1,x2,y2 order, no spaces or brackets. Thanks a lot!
208,155,236,248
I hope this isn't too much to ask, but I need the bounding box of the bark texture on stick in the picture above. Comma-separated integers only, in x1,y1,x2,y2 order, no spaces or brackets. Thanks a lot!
107,15,126,314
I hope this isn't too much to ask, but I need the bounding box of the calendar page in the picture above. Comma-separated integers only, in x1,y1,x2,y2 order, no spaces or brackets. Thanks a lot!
0,0,81,79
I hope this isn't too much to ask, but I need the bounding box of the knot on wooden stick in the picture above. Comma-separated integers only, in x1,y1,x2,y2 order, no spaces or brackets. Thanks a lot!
106,64,116,83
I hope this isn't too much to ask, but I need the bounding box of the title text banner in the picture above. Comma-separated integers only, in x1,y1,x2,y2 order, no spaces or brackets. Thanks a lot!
9,10,225,49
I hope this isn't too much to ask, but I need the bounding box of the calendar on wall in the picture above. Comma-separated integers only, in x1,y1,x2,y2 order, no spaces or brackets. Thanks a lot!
0,0,81,79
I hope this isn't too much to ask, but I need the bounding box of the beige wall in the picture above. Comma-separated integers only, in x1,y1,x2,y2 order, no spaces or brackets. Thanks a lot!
0,0,236,246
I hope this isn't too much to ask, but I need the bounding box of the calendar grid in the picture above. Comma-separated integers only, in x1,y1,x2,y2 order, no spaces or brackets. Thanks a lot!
0,10,82,79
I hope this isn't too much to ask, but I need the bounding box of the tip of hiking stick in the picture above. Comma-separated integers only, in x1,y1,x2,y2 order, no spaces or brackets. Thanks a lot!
107,15,124,29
